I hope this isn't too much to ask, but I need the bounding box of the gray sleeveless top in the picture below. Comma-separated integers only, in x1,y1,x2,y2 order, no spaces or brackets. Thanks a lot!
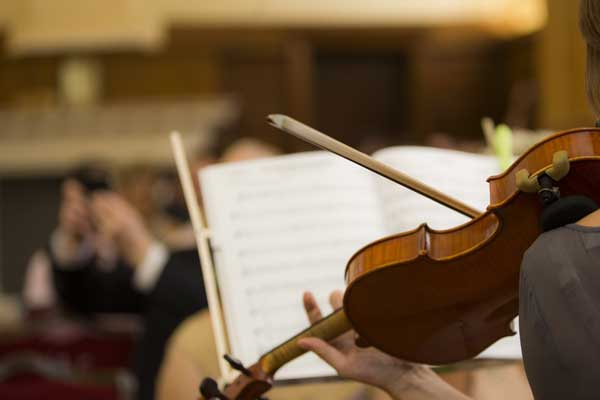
520,224,600,400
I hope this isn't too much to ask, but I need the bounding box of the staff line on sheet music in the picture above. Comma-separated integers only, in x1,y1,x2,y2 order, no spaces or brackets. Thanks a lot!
228,201,374,220
213,159,362,185
239,258,344,276
244,278,339,296
231,218,377,239
233,183,370,200
234,237,374,257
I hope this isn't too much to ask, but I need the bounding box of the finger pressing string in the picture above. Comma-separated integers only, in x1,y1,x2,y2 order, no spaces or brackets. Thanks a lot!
297,337,346,374
303,292,322,324
329,290,343,309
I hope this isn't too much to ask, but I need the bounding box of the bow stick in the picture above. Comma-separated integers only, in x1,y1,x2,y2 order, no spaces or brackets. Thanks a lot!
268,114,481,218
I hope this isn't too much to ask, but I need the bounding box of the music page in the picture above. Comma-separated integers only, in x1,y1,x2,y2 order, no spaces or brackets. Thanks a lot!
200,151,386,380
371,146,499,232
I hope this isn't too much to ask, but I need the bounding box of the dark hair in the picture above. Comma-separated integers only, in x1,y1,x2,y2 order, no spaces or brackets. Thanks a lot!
580,0,600,116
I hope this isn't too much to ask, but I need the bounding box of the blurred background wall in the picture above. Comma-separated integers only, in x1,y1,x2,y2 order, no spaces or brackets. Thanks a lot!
0,0,592,294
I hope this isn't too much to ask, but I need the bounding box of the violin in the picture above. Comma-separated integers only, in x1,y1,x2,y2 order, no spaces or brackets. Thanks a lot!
196,118,600,399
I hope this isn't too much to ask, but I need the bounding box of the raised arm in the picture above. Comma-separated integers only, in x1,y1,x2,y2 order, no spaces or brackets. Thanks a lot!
298,291,472,400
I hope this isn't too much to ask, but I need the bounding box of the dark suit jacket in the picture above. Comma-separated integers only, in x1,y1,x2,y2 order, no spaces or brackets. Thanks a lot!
50,248,207,400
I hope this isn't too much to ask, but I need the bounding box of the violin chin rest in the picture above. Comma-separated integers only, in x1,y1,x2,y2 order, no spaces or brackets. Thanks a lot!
540,195,599,232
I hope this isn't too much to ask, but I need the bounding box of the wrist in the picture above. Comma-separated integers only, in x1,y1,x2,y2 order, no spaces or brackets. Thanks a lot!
133,242,169,292
380,364,430,397
384,366,469,400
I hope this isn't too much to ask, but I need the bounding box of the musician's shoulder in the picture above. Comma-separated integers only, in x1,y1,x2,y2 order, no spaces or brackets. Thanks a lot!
522,227,574,271
167,310,218,373
528,226,567,249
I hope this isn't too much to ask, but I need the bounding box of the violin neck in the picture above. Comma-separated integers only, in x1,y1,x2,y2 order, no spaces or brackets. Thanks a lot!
258,309,352,376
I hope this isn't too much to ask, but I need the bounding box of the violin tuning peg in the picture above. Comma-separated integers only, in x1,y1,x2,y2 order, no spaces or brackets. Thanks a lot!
516,169,540,193
224,354,252,377
546,151,570,182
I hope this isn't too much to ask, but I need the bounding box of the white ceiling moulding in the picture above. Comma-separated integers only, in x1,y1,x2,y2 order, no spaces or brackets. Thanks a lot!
0,97,239,176
161,0,547,37
0,0,548,56
7,0,166,56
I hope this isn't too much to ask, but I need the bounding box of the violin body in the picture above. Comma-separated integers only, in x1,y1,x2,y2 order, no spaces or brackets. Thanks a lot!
344,128,600,364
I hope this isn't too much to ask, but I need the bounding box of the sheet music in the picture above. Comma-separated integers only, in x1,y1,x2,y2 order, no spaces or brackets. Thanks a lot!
200,151,386,380
372,146,499,232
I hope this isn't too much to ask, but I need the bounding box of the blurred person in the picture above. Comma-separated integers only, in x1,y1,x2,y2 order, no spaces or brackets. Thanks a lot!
22,249,56,313
23,163,168,314
220,137,281,162
157,138,388,400
47,162,207,400
151,155,216,252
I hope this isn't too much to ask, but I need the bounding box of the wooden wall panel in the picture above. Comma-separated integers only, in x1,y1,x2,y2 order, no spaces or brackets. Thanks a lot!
536,0,594,129
0,177,61,293
221,54,287,148
0,54,58,107
0,27,537,147
102,53,221,100
315,52,407,149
